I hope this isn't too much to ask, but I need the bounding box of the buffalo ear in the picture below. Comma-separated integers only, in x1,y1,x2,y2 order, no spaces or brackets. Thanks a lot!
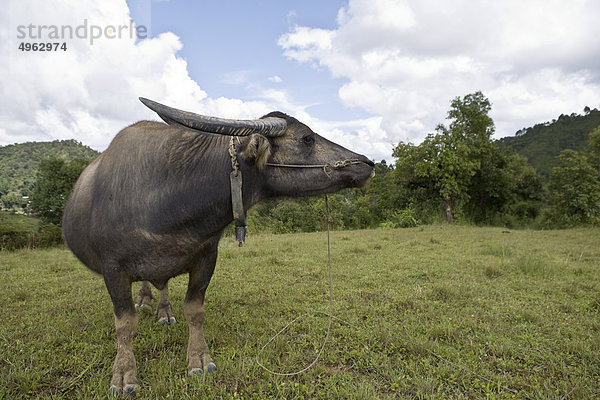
240,134,271,170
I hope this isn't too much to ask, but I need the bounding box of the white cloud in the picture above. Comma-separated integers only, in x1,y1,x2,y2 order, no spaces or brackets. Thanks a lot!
268,75,283,83
279,0,600,153
315,116,393,161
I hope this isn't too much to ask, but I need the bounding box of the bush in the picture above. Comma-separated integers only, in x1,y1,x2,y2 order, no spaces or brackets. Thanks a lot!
0,216,63,251
535,206,600,229
378,221,397,229
38,223,63,246
547,150,600,226
380,207,419,228
396,207,419,228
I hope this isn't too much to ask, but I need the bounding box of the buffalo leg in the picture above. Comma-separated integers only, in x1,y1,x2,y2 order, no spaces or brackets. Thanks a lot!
104,271,139,396
184,246,218,376
157,284,176,325
135,281,154,309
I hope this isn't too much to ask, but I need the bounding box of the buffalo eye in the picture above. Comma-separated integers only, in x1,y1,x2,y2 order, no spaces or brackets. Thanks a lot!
302,135,315,145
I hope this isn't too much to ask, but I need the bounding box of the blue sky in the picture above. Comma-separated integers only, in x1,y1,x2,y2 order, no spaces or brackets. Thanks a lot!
2,0,600,162
132,0,362,120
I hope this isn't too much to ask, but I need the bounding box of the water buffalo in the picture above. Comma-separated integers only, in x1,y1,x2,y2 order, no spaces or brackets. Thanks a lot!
62,98,374,396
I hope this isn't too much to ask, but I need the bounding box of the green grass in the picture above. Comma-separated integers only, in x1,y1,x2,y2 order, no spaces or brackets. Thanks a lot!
0,212,41,232
1,225,599,399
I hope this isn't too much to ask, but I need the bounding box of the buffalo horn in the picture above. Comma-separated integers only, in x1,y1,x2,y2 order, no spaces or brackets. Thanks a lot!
139,97,287,137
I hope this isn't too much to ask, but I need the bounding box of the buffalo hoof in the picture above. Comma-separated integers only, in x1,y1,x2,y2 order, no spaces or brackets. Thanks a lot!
157,302,176,325
189,362,217,377
135,293,154,309
109,384,139,397
124,384,139,397
206,362,217,373
158,316,176,325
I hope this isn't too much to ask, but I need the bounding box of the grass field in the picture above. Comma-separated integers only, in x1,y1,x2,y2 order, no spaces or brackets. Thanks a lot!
1,225,599,399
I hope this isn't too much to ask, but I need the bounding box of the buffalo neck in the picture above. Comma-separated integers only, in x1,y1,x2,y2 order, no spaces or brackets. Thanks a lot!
149,132,266,238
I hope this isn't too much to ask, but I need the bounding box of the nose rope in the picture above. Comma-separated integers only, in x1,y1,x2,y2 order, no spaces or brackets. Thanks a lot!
265,159,363,178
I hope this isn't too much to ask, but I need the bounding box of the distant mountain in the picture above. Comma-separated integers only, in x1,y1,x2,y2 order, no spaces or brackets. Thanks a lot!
498,109,600,178
0,140,99,199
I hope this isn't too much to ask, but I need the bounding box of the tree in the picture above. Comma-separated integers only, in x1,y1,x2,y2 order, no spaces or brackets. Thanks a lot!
394,130,477,223
447,91,495,146
31,157,89,225
466,146,544,224
393,91,495,223
589,125,600,176
548,150,600,226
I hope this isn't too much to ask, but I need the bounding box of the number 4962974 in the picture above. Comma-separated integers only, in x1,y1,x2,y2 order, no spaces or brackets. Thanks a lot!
18,42,67,51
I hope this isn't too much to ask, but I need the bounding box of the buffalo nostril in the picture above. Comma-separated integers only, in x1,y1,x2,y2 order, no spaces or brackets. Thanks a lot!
356,155,375,168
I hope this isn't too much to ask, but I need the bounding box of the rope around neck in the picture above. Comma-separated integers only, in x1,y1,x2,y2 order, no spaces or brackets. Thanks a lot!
255,196,334,376
228,137,240,173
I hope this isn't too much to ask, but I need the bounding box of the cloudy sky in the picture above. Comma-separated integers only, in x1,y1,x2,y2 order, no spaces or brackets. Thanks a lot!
1,0,599,162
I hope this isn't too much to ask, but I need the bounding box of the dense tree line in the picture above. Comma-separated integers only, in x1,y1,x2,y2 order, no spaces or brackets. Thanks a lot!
0,140,98,211
498,108,600,178
247,93,600,231
5,93,600,234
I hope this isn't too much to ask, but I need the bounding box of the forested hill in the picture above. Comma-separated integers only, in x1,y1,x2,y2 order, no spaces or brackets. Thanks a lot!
0,140,99,198
498,109,600,178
